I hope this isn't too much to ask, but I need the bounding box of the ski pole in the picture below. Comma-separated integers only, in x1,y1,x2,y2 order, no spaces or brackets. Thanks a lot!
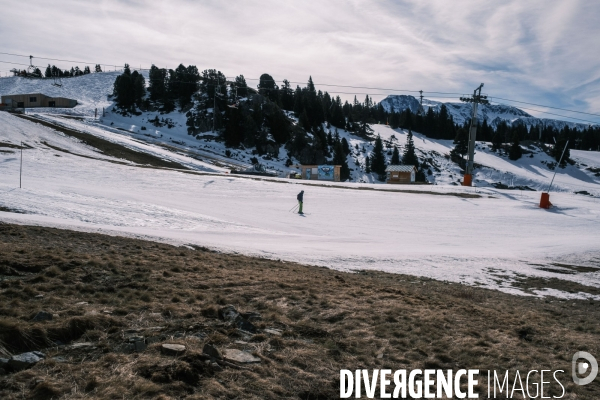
289,203,299,212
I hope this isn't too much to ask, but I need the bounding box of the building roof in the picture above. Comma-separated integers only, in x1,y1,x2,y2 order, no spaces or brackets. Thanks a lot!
386,165,416,172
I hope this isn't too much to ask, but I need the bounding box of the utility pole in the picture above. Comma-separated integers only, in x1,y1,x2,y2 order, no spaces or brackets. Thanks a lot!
213,77,219,132
540,140,569,209
460,83,489,186
20,141,23,188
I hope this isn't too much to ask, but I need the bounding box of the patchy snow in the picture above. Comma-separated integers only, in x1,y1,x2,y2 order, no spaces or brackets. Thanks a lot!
370,124,600,196
0,72,121,117
1,111,600,300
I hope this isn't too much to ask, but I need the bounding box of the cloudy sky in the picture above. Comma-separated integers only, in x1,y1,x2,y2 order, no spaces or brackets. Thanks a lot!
1,0,599,123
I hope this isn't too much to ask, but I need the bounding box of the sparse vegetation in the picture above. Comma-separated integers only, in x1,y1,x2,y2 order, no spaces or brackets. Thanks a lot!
0,223,599,399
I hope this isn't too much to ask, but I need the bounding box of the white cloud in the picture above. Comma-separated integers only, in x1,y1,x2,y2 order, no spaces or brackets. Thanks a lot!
0,0,599,122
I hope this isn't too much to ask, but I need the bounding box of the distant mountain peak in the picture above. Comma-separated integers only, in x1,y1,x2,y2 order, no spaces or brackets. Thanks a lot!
379,94,592,131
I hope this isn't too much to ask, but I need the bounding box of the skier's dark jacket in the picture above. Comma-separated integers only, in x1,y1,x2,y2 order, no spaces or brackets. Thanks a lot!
297,191,304,202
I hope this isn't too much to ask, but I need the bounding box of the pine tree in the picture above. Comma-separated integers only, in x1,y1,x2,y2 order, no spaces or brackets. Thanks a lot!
491,132,503,152
508,133,522,160
333,141,350,181
370,135,387,180
341,137,351,155
131,70,146,106
235,75,248,97
365,155,371,173
553,135,571,166
402,130,419,167
45,64,52,78
258,73,278,103
450,128,468,168
391,145,401,165
112,64,136,109
83,66,91,74
95,64,102,73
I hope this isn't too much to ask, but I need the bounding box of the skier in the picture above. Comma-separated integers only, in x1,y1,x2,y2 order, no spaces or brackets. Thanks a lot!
297,190,304,214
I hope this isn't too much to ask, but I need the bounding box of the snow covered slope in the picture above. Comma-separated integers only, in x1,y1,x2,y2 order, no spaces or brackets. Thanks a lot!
0,72,128,117
1,111,600,300
2,73,599,194
370,124,600,196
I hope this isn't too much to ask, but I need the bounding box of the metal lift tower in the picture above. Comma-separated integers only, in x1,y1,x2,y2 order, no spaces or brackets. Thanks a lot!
460,83,489,186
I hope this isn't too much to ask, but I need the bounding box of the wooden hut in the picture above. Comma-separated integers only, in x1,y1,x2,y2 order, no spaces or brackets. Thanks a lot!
386,165,417,184
1,93,77,109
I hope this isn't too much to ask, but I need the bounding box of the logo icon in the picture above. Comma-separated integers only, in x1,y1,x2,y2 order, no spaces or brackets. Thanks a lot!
572,351,598,386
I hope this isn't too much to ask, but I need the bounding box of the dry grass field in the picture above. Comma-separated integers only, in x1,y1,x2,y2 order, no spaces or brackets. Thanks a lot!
0,222,598,399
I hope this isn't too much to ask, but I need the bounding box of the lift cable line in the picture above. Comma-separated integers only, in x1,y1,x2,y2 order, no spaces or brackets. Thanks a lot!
489,97,600,118
460,83,489,187
1,53,599,121
493,103,600,125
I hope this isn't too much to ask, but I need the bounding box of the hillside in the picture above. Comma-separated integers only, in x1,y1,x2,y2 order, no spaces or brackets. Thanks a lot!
1,111,600,300
1,73,600,195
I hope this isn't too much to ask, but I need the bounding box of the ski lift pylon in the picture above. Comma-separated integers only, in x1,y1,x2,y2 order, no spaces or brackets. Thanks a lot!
227,85,239,109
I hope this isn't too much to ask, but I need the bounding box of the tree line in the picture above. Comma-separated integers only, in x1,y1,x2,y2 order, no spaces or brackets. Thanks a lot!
111,64,600,180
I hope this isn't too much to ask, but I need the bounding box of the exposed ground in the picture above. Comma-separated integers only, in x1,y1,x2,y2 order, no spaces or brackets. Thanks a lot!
14,114,188,170
0,223,599,399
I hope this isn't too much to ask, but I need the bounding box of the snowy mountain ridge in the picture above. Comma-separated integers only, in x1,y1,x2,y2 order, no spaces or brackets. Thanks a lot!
380,95,594,131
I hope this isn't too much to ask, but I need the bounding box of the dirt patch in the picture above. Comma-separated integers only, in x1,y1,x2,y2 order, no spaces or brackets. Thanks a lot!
0,142,22,149
511,275,600,297
0,206,26,214
14,114,188,170
0,223,598,399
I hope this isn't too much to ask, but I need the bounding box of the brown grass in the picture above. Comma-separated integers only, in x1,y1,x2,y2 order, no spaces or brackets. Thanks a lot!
15,114,187,170
0,222,598,399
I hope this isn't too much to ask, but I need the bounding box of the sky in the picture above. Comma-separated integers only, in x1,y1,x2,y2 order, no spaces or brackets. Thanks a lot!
1,0,599,124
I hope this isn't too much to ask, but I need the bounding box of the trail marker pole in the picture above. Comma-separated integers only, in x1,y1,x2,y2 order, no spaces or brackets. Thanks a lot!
540,140,569,209
20,141,23,188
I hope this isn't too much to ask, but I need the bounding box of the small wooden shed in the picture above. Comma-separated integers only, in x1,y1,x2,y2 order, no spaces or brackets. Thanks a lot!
386,165,417,184
297,165,341,182
1,93,77,109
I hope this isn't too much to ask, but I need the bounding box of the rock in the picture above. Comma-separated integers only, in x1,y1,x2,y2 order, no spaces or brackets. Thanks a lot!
75,302,88,306
222,349,261,364
218,305,239,321
68,342,95,350
161,344,186,356
218,305,257,333
241,311,262,321
116,343,135,353
8,352,44,371
236,319,257,333
211,362,223,372
146,336,162,345
264,329,282,336
34,294,44,299
32,311,53,322
133,341,147,352
202,343,222,360
128,336,146,352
